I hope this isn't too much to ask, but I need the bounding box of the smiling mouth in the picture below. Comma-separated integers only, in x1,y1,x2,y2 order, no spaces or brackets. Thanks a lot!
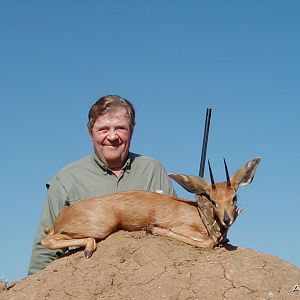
105,144,122,149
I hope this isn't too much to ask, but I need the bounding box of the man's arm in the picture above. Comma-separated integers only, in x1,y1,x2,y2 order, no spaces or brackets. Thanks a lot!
155,161,177,196
28,177,67,275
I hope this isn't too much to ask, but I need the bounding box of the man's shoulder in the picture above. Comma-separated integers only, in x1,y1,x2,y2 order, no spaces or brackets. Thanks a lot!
58,155,94,173
48,155,94,184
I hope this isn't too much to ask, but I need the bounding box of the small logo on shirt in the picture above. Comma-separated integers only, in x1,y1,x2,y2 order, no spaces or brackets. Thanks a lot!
155,190,164,194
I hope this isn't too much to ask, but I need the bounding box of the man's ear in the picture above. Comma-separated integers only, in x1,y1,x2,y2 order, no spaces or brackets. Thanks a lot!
87,125,93,137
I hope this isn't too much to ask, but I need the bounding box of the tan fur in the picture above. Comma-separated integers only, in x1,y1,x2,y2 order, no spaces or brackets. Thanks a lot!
41,157,261,258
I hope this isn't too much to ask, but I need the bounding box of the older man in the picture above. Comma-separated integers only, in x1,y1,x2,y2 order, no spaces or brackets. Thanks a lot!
28,95,176,275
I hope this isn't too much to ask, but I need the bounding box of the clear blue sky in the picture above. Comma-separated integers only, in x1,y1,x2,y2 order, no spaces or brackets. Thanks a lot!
1,1,299,282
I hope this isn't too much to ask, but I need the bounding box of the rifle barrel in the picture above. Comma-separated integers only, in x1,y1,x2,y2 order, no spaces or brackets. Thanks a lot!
199,108,212,177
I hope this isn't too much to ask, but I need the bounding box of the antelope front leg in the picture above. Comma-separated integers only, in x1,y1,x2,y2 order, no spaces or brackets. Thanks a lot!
196,194,223,244
41,233,97,258
146,226,214,249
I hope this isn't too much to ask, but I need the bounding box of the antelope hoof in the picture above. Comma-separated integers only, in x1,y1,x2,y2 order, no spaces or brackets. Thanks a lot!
217,238,229,247
145,226,154,234
84,250,94,258
221,238,229,245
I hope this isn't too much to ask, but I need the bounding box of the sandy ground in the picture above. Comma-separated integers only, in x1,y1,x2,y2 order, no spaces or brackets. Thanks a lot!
1,231,300,299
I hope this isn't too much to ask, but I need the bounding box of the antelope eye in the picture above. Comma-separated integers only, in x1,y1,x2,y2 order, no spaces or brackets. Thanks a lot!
232,195,237,205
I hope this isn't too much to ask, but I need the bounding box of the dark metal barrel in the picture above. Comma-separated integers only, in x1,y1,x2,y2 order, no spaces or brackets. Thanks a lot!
199,108,212,177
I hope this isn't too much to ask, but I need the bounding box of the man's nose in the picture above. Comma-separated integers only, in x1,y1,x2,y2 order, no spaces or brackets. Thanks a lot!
107,128,118,140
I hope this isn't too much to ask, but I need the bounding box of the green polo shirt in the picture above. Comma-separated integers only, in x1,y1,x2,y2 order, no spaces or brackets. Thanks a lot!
28,152,176,275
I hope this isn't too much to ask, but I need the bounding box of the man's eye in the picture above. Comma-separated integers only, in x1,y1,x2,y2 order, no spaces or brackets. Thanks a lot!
98,128,108,133
116,127,128,133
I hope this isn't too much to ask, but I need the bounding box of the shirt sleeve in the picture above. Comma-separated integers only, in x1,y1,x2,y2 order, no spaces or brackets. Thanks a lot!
27,176,68,275
155,161,177,196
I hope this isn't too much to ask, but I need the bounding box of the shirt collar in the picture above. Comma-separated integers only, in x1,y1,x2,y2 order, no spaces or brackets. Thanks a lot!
93,153,132,174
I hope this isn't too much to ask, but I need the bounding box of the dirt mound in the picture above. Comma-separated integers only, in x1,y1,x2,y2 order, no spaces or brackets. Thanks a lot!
2,231,300,299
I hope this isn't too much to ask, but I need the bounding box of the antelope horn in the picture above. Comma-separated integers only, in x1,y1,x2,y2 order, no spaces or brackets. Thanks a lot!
208,160,216,189
223,158,231,187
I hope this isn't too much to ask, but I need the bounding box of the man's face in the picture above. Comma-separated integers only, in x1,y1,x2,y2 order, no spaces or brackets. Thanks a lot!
90,108,133,169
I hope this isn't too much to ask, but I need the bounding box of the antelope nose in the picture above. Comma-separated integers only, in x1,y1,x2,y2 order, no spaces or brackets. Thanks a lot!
223,211,231,227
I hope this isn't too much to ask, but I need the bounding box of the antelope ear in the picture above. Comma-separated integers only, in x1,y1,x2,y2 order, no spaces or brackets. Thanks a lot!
231,157,261,189
168,173,211,195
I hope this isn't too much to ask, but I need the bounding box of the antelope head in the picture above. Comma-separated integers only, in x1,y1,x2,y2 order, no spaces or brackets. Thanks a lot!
169,157,261,228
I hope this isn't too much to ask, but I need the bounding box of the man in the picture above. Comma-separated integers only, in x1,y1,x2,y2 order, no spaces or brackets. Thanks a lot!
28,95,176,275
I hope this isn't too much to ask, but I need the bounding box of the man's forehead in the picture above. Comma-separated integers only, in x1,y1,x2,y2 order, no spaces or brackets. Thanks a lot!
93,110,130,127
